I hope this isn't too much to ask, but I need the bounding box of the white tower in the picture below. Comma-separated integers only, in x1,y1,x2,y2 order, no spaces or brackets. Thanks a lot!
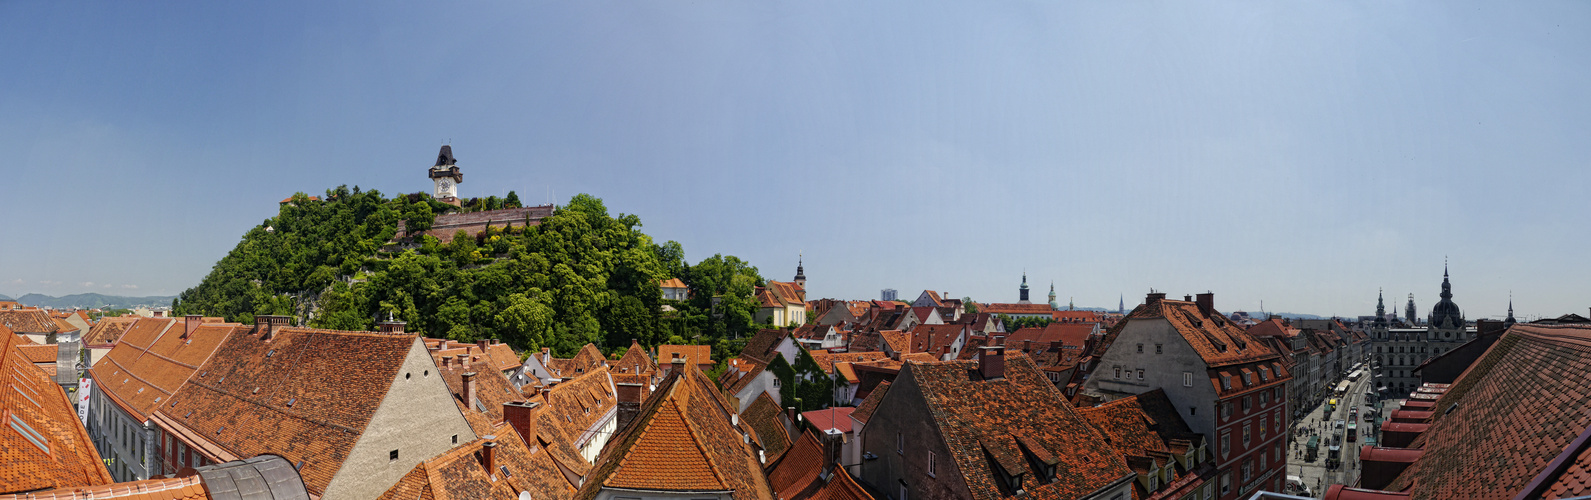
429,145,463,203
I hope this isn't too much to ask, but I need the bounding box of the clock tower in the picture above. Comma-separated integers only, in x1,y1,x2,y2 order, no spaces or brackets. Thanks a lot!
429,145,463,204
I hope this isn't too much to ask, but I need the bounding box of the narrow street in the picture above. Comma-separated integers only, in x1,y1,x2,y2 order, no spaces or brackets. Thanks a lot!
1286,367,1373,496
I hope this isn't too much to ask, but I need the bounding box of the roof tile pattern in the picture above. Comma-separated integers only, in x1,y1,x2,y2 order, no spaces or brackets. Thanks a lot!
850,381,891,425
161,327,417,495
1,326,112,493
1387,324,1591,499
743,391,791,459
0,309,60,334
82,316,140,346
578,364,772,499
611,340,655,376
905,355,1131,499
0,475,208,500
1105,299,1278,368
91,320,236,420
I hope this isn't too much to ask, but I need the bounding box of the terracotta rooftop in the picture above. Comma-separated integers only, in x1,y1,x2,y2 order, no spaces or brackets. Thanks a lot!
659,277,688,290
1007,323,1095,349
159,326,420,496
656,344,713,367
82,316,140,346
0,309,60,334
1385,324,1591,499
901,354,1133,499
741,328,791,364
802,407,855,434
576,363,773,499
0,326,112,494
544,343,608,379
438,358,527,437
91,319,238,421
1051,310,1102,323
377,430,577,500
850,381,890,425
765,430,874,500
611,340,656,376
535,367,616,470
17,343,57,364
742,391,792,460
907,324,967,355
979,303,1054,315
1104,297,1280,368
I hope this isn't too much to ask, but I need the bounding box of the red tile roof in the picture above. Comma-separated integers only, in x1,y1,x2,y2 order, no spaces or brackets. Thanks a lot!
906,324,967,356
979,303,1054,315
742,391,792,460
4,475,210,500
901,354,1133,499
764,429,873,500
1050,310,1101,323
377,429,577,500
159,326,420,496
91,319,237,421
659,277,688,290
656,344,714,368
17,343,57,364
611,340,656,376
545,343,608,379
82,316,140,346
802,407,855,435
850,381,890,425
1105,298,1280,368
1,326,112,494
1007,322,1095,349
577,364,772,500
1385,324,1591,499
741,329,791,364
0,309,59,334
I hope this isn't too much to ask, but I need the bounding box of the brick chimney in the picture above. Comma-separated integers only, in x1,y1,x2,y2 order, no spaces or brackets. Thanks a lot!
978,346,1006,380
184,315,202,338
378,320,405,334
1146,292,1167,307
255,315,290,340
670,357,686,376
477,339,489,351
615,382,645,431
481,439,497,476
1196,292,1215,317
502,401,540,447
1023,339,1032,353
462,372,478,407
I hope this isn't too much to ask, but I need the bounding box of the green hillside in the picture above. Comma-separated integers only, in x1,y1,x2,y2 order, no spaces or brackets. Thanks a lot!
173,186,764,356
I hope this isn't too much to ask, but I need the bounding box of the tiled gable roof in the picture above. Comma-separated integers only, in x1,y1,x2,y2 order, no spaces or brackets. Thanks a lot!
438,359,525,436
1105,298,1278,368
808,351,889,376
907,324,966,355
741,329,790,364
743,391,791,460
979,303,1054,315
545,343,608,379
611,340,655,376
578,364,773,500
83,316,139,346
1050,310,1101,323
722,358,768,396
1075,389,1197,481
0,309,59,334
656,344,713,367
1007,323,1094,349
377,429,577,500
659,277,688,290
17,343,57,364
765,431,831,499
538,368,616,465
850,381,891,425
877,330,908,353
1386,324,1591,499
91,320,237,421
160,326,419,495
2,326,112,494
904,355,1132,499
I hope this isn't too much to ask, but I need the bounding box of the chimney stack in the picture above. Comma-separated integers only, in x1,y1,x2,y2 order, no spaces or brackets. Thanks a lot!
1184,294,1192,302
255,315,290,340
184,315,202,338
978,346,1006,380
481,440,497,476
1196,292,1215,317
502,401,540,448
1146,292,1167,307
1023,339,1032,352
477,339,489,351
670,356,686,376
462,372,478,407
378,320,405,334
615,383,645,431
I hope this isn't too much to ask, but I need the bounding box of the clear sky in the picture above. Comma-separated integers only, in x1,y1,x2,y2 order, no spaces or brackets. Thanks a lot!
2,2,1588,320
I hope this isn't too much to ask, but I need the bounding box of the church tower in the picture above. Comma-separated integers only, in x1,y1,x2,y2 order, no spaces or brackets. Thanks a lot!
1373,289,1389,340
793,254,806,289
1428,263,1467,340
1505,294,1516,328
1018,273,1031,304
1048,282,1058,310
1405,293,1418,327
429,145,463,205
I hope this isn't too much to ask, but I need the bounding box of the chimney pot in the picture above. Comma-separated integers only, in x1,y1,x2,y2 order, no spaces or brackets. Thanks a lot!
462,372,478,407
477,339,489,351
1184,294,1193,302
1146,292,1167,307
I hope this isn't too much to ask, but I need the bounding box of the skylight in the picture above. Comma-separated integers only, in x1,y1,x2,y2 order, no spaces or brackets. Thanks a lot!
10,414,49,453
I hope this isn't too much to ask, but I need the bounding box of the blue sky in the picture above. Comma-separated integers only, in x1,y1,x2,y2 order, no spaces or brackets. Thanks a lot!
2,2,1588,320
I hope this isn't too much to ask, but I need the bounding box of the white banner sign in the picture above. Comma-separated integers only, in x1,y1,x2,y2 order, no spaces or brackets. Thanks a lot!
77,377,92,425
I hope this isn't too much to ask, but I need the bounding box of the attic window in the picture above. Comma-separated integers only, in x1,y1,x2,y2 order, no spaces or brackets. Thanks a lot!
216,426,225,435
499,465,512,478
266,349,275,357
390,449,399,461
295,460,305,471
287,398,297,407
154,397,161,404
185,411,193,418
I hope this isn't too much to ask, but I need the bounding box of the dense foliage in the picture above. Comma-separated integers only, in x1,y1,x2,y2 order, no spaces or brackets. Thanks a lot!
174,187,765,356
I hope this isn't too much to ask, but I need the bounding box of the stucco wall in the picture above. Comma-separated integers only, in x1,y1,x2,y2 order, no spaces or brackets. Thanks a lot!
1086,318,1220,438
322,339,478,500
858,369,972,500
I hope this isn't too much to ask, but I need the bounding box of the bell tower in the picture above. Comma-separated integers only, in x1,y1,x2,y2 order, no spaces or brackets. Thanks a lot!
429,145,463,205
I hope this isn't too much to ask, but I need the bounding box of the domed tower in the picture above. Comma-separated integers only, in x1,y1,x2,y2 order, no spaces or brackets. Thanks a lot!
1048,282,1058,310
1018,273,1031,304
1428,263,1466,340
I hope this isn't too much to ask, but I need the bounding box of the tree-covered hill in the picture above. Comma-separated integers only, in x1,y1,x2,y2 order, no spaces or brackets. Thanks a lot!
173,186,764,356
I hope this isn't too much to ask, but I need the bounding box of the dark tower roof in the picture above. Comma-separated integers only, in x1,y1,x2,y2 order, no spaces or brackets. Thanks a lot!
1019,273,1030,303
435,145,456,167
794,255,805,283
1430,264,1464,329
1505,295,1516,328
1375,289,1388,327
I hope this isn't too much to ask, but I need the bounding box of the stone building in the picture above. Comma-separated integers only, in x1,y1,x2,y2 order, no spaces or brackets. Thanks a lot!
1369,267,1478,397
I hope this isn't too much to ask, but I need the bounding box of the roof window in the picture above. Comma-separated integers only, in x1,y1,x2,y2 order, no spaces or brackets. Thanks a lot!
287,398,297,407
216,426,224,435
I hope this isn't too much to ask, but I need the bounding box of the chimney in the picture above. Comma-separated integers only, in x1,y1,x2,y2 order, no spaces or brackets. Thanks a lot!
462,372,478,407
440,339,451,350
502,401,540,447
1196,292,1215,317
541,348,551,363
184,315,202,338
786,406,799,427
614,383,645,431
1023,339,1032,352
477,339,489,351
1146,292,1167,307
978,346,1006,380
1184,294,1193,302
255,315,290,340
378,320,406,334
481,440,498,476
671,356,686,375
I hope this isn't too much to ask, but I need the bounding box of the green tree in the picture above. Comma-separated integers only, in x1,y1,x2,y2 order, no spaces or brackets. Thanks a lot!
963,297,978,314
504,191,522,209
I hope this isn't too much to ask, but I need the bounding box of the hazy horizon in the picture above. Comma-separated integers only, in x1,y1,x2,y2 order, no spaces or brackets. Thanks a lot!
3,2,1588,320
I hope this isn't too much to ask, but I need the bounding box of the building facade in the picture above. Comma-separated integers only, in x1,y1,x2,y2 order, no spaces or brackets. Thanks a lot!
1369,268,1477,397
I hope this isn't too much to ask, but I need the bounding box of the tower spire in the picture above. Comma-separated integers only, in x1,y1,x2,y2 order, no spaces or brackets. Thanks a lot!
1506,292,1516,327
793,253,806,288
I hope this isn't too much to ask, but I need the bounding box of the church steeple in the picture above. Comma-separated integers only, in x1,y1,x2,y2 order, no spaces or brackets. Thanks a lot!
1048,282,1058,309
1441,260,1453,300
1119,295,1125,314
1018,273,1030,304
1375,288,1388,327
793,254,806,288
1505,293,1516,328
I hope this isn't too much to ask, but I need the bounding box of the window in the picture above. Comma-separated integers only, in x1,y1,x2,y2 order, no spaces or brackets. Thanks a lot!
1155,344,1163,354
1242,460,1253,482
1183,372,1192,387
1137,343,1144,353
1190,406,1196,416
927,451,937,477
899,484,908,500
1220,433,1230,459
1115,366,1121,379
452,435,459,445
1242,396,1252,411
1137,369,1144,380
897,432,903,454
1259,391,1268,405
1243,372,1252,385
1221,472,1231,494
389,449,399,461
1242,423,1251,445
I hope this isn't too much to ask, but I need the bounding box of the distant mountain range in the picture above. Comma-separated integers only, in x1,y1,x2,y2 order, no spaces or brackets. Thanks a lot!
0,294,11,301
11,293,176,310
